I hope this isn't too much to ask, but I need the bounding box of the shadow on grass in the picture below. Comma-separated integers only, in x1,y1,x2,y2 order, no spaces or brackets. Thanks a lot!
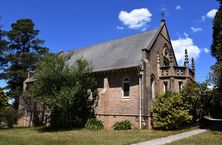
0,126,29,130
199,118,222,131
152,124,199,132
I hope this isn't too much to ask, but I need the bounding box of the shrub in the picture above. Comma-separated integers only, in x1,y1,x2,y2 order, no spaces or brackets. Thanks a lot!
113,120,132,130
85,118,104,130
1,107,21,128
153,92,192,130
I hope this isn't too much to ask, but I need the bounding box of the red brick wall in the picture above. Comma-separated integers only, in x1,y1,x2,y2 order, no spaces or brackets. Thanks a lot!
95,70,141,128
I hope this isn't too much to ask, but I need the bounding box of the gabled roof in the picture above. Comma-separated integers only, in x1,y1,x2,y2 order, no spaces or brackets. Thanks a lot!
67,28,160,72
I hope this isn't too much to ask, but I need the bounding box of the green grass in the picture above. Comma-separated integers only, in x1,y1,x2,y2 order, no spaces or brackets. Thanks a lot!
0,127,195,145
168,129,222,145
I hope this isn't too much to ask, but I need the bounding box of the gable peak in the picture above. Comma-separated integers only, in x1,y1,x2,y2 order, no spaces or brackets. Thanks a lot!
160,18,166,26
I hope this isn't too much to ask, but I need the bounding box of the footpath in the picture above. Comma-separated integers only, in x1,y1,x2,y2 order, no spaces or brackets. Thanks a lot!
132,128,207,145
132,118,222,145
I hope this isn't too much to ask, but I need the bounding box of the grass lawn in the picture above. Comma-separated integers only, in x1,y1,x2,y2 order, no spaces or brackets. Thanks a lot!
168,129,222,145
0,127,195,145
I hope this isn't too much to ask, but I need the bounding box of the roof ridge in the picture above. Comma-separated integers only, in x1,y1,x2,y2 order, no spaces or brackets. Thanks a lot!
73,28,159,52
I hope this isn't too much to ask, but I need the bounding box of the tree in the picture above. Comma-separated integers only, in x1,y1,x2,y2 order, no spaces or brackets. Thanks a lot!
1,107,20,128
210,0,222,116
0,19,48,109
30,53,98,129
153,81,214,130
181,81,213,121
0,88,8,125
0,22,8,70
211,1,222,89
153,92,192,130
211,1,222,60
0,88,8,113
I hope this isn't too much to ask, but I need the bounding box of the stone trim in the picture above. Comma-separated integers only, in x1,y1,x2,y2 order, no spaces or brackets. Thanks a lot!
96,113,151,117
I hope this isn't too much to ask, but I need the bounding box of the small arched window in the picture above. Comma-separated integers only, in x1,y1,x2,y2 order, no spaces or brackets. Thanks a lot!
123,78,130,98
163,44,170,67
163,44,168,57
151,75,156,99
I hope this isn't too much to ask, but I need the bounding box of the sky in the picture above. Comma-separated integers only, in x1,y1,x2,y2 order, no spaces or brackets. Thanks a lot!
0,0,220,87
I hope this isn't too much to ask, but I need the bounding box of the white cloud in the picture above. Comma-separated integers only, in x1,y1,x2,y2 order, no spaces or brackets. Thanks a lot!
118,8,152,30
191,26,202,32
206,9,218,18
204,48,209,53
172,34,201,65
176,5,181,10
116,26,124,30
200,9,218,21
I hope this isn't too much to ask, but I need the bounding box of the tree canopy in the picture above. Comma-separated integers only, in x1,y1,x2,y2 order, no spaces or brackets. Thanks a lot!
153,81,214,130
0,19,48,109
211,1,222,61
0,88,9,111
0,24,8,70
30,53,98,129
210,1,222,111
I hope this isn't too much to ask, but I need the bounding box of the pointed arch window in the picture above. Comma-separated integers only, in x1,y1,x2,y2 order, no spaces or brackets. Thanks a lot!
179,81,183,92
122,78,130,98
163,44,170,67
163,82,168,92
151,75,156,99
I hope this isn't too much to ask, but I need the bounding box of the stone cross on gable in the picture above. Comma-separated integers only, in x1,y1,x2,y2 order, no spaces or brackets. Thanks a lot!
161,10,165,20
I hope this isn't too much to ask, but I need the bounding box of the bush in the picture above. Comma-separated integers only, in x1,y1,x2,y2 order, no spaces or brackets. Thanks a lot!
113,120,132,130
153,92,192,130
85,118,104,130
1,107,21,128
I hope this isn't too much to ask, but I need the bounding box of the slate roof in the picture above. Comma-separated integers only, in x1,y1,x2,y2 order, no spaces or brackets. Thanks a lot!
67,28,160,72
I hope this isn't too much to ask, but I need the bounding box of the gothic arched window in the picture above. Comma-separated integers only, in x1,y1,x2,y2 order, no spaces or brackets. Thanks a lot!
151,75,156,99
122,78,130,98
163,44,170,67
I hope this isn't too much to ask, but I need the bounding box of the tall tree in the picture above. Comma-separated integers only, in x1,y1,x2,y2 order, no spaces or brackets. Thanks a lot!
211,0,222,60
0,88,9,125
211,1,222,89
0,88,9,111
30,53,98,129
210,0,222,116
0,19,48,109
0,23,8,70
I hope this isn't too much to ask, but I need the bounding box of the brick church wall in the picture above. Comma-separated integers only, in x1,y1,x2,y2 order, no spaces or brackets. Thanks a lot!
95,70,141,128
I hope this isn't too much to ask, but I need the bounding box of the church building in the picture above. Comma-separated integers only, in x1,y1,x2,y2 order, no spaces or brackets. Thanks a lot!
18,19,195,129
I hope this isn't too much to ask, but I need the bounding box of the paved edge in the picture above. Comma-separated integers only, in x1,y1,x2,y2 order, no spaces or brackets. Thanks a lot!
131,129,207,145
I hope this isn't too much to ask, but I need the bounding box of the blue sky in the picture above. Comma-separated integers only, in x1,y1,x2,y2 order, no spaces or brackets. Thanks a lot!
0,0,220,87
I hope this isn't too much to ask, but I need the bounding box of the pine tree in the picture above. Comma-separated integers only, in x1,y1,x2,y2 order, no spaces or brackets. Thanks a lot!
209,0,222,116
0,19,48,109
211,1,222,90
0,23,8,70
211,0,222,60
